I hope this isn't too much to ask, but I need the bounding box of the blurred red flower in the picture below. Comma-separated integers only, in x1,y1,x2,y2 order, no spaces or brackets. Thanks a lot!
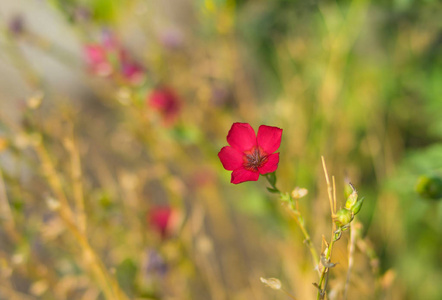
148,87,181,125
147,206,176,239
119,50,145,85
84,34,145,85
218,123,282,184
84,44,114,77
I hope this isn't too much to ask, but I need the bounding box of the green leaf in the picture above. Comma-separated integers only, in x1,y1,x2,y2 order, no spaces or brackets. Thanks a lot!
267,172,277,186
267,187,279,194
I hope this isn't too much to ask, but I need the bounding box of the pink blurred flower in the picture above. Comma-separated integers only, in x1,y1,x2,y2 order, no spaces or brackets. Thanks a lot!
84,44,114,77
84,33,145,84
191,168,217,188
119,50,145,85
159,28,184,50
147,206,177,239
218,123,282,184
148,87,181,125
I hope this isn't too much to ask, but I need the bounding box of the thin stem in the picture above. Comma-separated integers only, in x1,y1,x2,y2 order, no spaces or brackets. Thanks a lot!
343,221,356,300
34,141,72,216
33,140,129,300
321,156,335,217
316,233,339,300
265,174,320,271
317,157,340,299
281,287,299,300
332,176,337,215
0,169,14,228
58,207,117,300
65,129,87,232
286,208,320,269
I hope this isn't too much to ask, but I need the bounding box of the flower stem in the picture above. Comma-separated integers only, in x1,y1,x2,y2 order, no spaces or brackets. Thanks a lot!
316,157,341,299
265,174,319,270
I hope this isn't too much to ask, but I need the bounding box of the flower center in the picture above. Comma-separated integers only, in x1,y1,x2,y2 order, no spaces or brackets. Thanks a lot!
243,147,268,172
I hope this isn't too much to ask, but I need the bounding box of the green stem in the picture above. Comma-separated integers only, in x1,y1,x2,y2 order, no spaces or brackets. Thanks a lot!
316,228,341,300
265,174,319,269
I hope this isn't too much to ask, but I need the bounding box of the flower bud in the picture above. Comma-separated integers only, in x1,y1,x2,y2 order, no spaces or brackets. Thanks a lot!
344,184,358,210
334,208,353,227
415,175,442,200
344,183,353,199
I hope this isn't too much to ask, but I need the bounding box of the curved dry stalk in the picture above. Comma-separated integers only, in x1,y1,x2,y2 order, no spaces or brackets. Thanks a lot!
33,140,129,300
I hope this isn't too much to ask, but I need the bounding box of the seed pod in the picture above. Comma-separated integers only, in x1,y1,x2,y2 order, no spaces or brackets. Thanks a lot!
334,208,353,227
344,183,353,199
345,184,358,210
351,197,364,215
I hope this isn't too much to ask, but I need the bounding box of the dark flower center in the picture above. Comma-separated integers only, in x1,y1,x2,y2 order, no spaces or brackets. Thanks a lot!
243,147,268,171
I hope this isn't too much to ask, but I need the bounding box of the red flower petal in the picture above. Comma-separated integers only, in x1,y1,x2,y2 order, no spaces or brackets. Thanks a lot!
227,123,257,152
148,206,173,238
148,88,181,125
218,146,243,171
84,45,113,76
231,168,260,184
257,125,282,154
258,153,280,175
85,45,106,63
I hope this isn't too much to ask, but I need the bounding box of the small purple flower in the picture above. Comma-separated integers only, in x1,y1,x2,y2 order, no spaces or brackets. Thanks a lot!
8,14,26,36
143,249,168,279
159,28,184,50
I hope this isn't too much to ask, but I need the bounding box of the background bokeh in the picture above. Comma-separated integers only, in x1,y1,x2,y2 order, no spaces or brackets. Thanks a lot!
0,0,441,299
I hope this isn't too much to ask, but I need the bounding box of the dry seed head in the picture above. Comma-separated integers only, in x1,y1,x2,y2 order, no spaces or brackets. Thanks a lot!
46,197,60,211
30,280,48,296
116,87,131,105
260,277,282,290
320,254,337,268
11,254,25,265
196,235,214,254
291,187,308,199
27,91,44,109
14,133,31,149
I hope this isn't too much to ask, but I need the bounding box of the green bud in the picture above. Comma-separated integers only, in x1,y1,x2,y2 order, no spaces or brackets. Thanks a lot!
344,183,353,199
345,184,358,210
334,209,353,227
416,175,442,200
351,197,364,215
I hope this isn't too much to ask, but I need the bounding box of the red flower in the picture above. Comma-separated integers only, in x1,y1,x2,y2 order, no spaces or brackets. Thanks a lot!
148,87,181,125
218,123,282,184
147,206,177,239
